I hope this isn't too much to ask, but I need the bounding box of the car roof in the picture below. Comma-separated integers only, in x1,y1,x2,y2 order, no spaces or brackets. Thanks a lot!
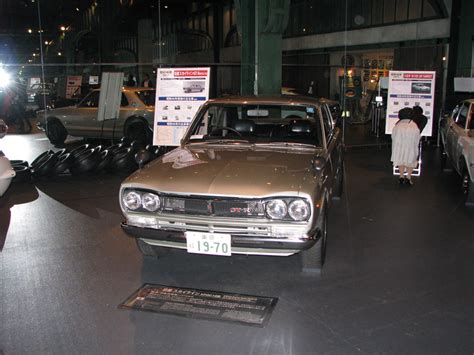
205,95,333,107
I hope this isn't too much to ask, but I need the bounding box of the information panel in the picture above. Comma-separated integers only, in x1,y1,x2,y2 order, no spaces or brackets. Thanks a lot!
385,70,436,137
153,67,210,146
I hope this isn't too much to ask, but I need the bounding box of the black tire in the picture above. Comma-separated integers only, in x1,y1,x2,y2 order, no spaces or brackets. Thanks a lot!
301,207,328,273
125,120,152,147
10,160,29,168
110,147,137,172
462,170,474,206
136,238,169,257
69,144,90,159
31,150,53,169
32,153,59,177
12,165,31,183
51,153,74,175
333,162,344,199
94,150,114,173
52,148,68,159
70,148,101,175
46,119,67,146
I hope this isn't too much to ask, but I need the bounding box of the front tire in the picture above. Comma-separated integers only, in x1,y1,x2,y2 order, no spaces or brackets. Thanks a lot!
46,120,67,146
302,207,328,273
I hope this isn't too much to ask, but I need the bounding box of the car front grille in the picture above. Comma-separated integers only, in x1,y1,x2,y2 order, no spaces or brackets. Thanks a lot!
161,195,266,218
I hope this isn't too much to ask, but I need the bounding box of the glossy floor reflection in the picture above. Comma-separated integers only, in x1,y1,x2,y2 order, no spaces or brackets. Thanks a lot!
1,132,473,354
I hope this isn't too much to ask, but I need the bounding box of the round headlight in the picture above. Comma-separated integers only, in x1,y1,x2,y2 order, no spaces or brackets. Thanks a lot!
288,199,310,221
266,199,287,219
123,191,142,210
142,193,161,212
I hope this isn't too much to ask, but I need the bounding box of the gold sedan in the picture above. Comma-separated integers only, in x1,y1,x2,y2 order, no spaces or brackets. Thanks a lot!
120,95,344,271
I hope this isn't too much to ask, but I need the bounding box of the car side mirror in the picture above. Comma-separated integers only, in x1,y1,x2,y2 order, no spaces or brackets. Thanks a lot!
312,157,325,172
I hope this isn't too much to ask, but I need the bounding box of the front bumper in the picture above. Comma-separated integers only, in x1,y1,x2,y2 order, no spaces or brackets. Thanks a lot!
121,222,317,256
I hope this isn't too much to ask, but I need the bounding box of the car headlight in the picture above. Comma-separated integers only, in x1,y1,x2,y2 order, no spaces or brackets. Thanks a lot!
265,199,287,220
142,192,161,212
288,199,310,221
123,191,142,210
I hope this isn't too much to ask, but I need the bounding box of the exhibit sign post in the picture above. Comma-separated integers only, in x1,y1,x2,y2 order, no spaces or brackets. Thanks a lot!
153,67,210,146
385,70,436,137
97,72,124,122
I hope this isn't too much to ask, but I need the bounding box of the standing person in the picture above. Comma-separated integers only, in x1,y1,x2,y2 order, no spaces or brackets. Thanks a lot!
412,105,428,133
126,74,136,87
141,73,153,88
391,107,420,186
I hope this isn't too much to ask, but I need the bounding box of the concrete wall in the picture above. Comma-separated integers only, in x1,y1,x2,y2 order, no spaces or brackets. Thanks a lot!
282,19,451,52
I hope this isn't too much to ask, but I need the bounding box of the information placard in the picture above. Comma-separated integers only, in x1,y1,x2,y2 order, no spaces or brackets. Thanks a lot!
153,67,210,146
385,70,436,137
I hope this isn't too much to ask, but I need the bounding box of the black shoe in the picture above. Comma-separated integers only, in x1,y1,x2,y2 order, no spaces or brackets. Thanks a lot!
399,177,405,185
405,178,413,186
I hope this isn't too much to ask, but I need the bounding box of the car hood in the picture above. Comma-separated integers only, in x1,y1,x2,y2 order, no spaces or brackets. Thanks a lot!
124,144,320,198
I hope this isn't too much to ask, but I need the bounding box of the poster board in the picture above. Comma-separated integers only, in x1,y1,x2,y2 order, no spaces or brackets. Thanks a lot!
97,72,124,122
385,70,436,137
153,67,210,146
66,75,82,99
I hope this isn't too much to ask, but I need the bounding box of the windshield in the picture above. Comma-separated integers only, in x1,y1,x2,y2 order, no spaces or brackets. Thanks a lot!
186,103,323,146
135,90,156,106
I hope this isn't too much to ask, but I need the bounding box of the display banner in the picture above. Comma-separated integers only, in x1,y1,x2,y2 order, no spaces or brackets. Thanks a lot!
153,67,210,146
385,70,436,137
66,75,82,99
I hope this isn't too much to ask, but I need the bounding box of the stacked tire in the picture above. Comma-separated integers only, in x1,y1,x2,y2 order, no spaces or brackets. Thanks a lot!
27,140,161,179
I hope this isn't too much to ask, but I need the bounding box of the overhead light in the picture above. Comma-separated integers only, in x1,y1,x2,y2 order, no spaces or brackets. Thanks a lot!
27,28,32,34
442,56,447,61
58,52,62,56
44,40,49,45
76,7,80,11
32,53,36,57
60,25,66,31
164,5,168,9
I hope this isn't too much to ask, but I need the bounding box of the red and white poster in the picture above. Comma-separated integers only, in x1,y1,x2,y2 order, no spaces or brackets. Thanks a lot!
66,75,82,99
385,70,436,137
153,67,210,146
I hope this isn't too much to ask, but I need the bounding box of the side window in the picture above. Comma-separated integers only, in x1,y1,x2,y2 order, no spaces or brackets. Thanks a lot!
78,91,100,108
455,103,469,128
120,93,129,107
320,105,333,139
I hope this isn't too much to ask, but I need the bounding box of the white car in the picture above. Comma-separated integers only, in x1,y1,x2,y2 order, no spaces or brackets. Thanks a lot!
440,99,474,205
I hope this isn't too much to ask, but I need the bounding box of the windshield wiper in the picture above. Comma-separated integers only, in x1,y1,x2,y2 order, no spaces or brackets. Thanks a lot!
258,141,317,148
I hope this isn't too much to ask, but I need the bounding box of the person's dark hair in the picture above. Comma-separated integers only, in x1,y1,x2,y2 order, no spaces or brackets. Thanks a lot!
412,105,423,115
398,107,413,120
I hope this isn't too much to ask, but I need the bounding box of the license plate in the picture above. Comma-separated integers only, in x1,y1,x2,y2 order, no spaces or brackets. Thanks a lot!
186,232,231,256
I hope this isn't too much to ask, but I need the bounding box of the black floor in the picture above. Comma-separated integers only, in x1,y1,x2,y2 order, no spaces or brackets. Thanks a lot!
1,132,473,354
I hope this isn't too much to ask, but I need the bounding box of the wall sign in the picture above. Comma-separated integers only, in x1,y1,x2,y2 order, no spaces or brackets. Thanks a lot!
153,67,210,146
385,70,436,137
66,75,82,99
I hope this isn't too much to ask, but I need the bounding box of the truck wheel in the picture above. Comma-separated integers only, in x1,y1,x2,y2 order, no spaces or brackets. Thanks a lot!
302,207,328,273
136,238,169,258
46,120,67,146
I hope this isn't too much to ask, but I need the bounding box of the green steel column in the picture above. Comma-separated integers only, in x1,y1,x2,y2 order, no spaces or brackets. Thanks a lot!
456,0,474,76
236,0,290,95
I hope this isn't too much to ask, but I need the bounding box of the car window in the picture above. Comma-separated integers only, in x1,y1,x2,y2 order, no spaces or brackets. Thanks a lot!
188,103,323,147
121,93,129,107
320,105,333,139
135,90,156,106
78,91,100,108
455,103,469,128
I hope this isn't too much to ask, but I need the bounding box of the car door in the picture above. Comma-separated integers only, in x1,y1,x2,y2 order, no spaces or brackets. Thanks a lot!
320,104,342,189
447,102,469,171
62,91,100,136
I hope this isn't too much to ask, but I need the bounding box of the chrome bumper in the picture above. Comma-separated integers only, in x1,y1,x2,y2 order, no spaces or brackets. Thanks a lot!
121,222,317,256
